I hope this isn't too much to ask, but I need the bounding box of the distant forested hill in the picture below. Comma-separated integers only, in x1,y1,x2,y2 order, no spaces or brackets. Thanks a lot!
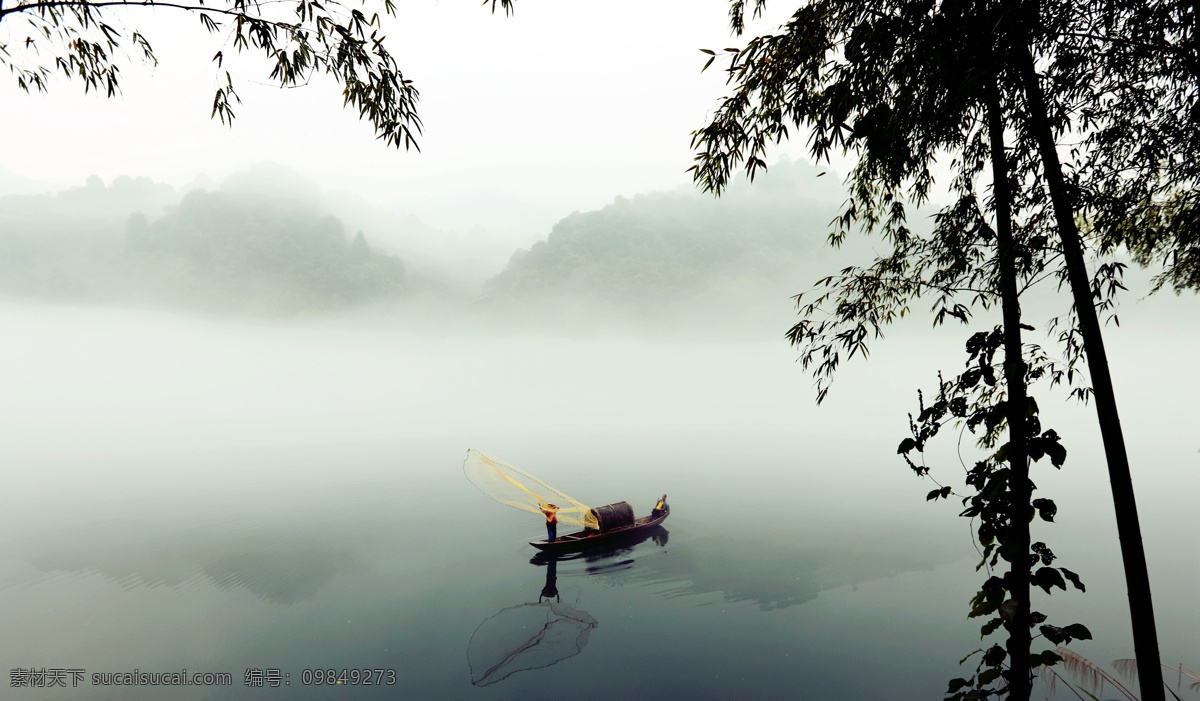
124,190,407,312
482,157,848,325
0,171,409,313
0,159,860,327
0,175,177,301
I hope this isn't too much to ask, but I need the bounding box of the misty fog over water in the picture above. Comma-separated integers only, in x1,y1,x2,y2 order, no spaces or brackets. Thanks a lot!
0,269,1196,699
4,0,1198,693
0,151,1196,701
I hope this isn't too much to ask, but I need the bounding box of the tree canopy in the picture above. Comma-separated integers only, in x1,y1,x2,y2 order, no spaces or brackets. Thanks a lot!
691,0,1194,698
0,0,514,147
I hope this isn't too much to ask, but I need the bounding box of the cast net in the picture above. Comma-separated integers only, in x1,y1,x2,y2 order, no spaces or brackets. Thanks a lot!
467,600,598,687
464,450,597,529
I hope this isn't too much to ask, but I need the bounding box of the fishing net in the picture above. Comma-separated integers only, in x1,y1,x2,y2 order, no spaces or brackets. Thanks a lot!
464,450,597,530
467,599,598,687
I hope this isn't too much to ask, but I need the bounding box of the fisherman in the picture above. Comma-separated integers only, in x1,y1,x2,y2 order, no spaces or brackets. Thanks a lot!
541,503,559,542
651,494,667,518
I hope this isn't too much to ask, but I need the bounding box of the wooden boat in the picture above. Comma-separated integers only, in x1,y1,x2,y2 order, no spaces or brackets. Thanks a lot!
530,504,670,552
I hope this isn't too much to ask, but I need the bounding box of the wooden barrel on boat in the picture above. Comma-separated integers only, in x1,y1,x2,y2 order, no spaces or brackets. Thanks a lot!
588,501,634,532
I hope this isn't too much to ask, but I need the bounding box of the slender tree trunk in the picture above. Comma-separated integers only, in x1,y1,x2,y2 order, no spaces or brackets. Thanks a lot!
984,76,1032,701
1017,45,1165,701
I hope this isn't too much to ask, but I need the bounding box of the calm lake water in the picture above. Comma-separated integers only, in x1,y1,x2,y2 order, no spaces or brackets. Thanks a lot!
0,303,1196,700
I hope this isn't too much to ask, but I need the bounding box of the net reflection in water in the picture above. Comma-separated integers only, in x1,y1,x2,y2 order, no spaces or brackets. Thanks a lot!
467,596,598,687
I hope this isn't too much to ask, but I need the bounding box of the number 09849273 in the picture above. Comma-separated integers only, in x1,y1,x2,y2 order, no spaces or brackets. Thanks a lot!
300,669,396,685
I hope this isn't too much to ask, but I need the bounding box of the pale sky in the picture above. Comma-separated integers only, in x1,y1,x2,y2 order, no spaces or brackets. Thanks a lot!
1,0,822,233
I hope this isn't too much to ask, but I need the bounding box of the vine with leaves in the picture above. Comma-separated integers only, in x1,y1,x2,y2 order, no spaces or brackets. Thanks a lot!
901,325,1092,699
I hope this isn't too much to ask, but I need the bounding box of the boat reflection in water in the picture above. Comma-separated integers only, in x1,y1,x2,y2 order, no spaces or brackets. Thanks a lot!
531,525,668,574
466,526,670,687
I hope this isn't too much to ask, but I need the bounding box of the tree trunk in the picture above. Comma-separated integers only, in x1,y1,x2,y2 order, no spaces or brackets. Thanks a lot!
984,76,1032,700
1017,45,1165,701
